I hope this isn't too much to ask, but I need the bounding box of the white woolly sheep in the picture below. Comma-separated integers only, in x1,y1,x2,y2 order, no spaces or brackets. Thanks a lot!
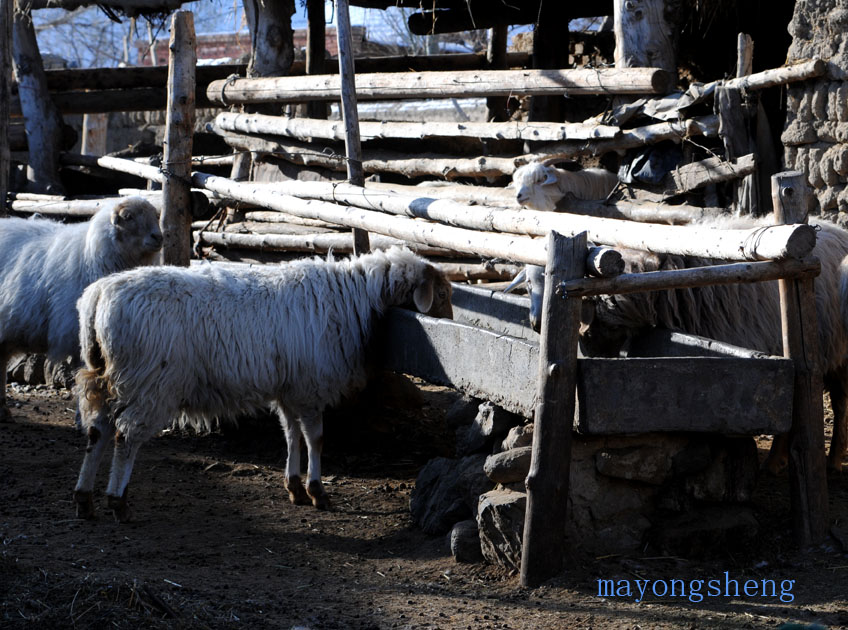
511,162,620,211
72,247,453,522
574,215,848,473
0,197,163,421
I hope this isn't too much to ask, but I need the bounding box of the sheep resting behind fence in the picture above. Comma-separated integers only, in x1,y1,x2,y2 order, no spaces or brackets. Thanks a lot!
72,247,453,522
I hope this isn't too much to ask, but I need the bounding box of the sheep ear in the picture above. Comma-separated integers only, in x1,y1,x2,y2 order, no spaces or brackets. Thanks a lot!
541,167,558,186
412,272,435,314
110,200,128,225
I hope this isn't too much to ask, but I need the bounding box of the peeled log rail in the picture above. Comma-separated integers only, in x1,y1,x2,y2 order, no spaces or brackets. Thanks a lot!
59,154,817,262
368,180,722,225
194,230,458,258
213,129,522,179
560,258,822,298
190,172,549,265
212,116,715,179
213,111,621,143
537,116,718,162
206,67,673,106
256,179,817,261
715,58,825,93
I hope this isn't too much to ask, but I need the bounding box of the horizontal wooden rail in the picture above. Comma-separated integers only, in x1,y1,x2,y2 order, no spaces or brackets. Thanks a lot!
560,258,822,298
59,153,818,263
207,67,674,105
214,111,621,143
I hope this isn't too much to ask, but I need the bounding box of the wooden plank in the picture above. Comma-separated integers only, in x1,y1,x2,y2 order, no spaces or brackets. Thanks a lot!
772,170,829,546
207,67,674,106
577,357,794,435
668,153,757,193
161,11,196,266
521,231,585,587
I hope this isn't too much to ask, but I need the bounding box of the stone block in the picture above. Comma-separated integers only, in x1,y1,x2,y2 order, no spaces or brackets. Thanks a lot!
500,423,533,452
477,489,526,572
411,455,492,535
647,506,759,556
484,446,532,484
449,519,484,563
8,354,46,386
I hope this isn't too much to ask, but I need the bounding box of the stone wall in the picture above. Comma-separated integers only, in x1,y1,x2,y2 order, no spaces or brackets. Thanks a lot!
782,1,848,220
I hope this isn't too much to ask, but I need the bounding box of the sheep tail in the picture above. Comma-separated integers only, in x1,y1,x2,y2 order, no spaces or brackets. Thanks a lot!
75,283,112,414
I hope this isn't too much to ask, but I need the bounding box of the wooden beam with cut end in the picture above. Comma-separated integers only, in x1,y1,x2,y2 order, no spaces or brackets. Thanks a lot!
667,153,757,194
213,111,621,143
207,67,673,106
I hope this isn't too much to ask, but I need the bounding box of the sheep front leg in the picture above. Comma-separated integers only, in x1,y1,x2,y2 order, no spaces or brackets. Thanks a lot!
300,413,329,510
73,408,113,519
104,431,142,523
279,411,311,506
826,369,848,472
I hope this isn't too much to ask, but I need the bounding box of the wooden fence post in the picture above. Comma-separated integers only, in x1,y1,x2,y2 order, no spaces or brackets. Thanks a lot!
0,0,12,215
160,10,196,266
305,0,327,120
11,1,64,194
771,170,829,545
335,0,369,254
520,230,586,587
81,112,109,156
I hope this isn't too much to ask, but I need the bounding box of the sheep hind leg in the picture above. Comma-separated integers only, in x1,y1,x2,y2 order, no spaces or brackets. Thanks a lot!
278,407,310,505
300,413,329,510
73,408,114,519
104,431,142,523
825,369,848,472
0,349,10,423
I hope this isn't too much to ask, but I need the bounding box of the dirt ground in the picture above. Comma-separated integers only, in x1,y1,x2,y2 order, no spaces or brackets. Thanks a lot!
1,379,847,630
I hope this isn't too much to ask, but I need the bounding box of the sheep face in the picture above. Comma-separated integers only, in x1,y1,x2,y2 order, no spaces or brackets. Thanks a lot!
110,197,163,256
512,163,559,211
412,264,453,319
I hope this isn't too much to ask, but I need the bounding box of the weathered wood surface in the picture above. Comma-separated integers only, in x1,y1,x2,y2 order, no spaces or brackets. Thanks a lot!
485,24,509,123
304,0,327,120
161,11,196,266
33,52,530,94
12,6,64,193
251,178,816,261
0,0,11,215
80,113,108,156
190,172,549,264
212,129,523,178
614,0,676,74
335,0,369,254
61,153,818,263
538,116,718,162
721,58,825,92
207,67,673,105
194,229,455,258
668,153,757,194
371,180,721,224
560,258,821,298
772,170,829,546
521,231,584,587
380,308,795,436
213,111,620,143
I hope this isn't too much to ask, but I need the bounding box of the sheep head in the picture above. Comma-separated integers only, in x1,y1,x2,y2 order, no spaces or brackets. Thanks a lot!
110,197,164,256
511,163,561,211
